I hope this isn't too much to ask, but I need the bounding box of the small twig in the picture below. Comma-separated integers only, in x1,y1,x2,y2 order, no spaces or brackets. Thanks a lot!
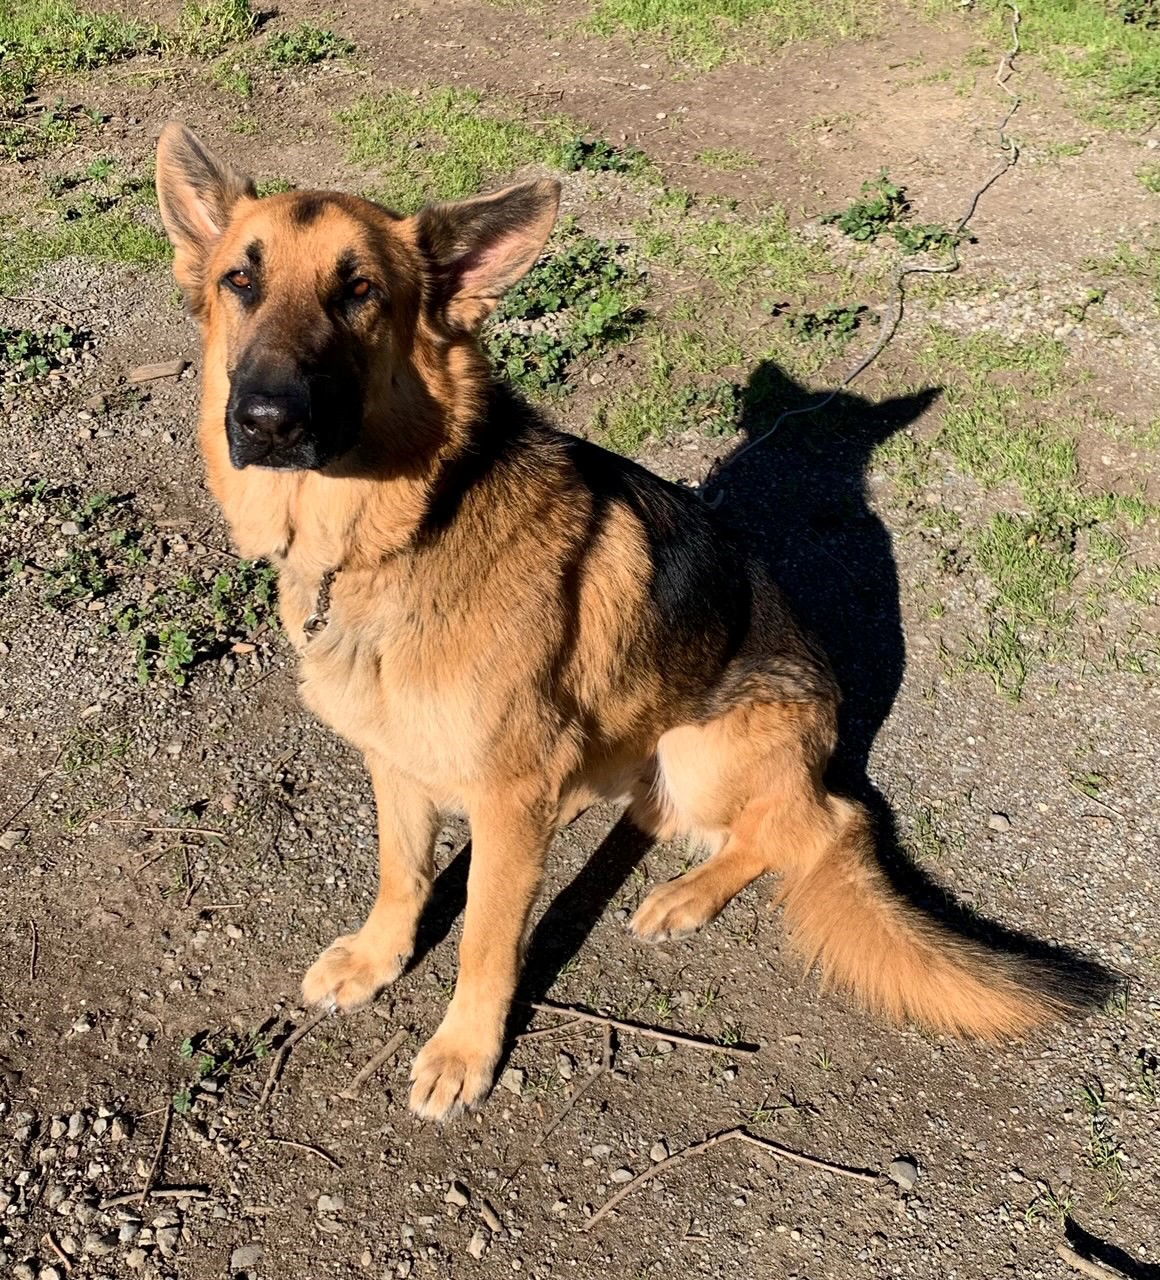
1056,1244,1128,1280
29,920,39,981
337,1028,409,1100
1,741,68,832
101,1187,209,1208
515,1017,586,1043
259,1008,330,1108
42,1230,74,1273
525,999,759,1056
139,1102,173,1207
104,820,227,838
265,1136,343,1170
1068,784,1124,820
535,1026,615,1146
585,1126,878,1231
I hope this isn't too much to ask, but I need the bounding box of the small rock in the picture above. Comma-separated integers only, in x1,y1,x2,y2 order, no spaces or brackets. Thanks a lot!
111,1117,131,1143
610,1168,635,1183
557,1052,575,1080
50,1118,68,1141
124,1248,147,1270
13,1265,35,1280
466,1227,489,1260
225,923,243,940
360,1249,372,1267
231,1244,263,1270
127,358,188,384
590,1144,612,1158
654,1039,675,1055
67,1112,86,1139
444,1181,470,1208
317,1193,344,1215
39,1267,62,1280
479,1200,502,1233
83,1231,119,1256
987,812,1011,832
155,1224,180,1255
0,829,28,851
649,1141,669,1163
888,1158,919,1191
499,1067,525,1096
60,521,81,536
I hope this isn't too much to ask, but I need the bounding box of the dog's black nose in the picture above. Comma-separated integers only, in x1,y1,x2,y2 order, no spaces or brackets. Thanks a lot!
231,391,307,449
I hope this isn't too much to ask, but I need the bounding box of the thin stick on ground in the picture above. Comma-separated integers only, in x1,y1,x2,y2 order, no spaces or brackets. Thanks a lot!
259,1007,330,1108
1056,1244,1128,1280
536,1025,615,1146
338,1028,409,1100
265,1136,343,1170
29,920,38,981
515,1016,586,1043
525,999,758,1056
101,1187,210,1209
585,1126,879,1232
139,1101,173,1208
103,820,227,838
42,1230,74,1273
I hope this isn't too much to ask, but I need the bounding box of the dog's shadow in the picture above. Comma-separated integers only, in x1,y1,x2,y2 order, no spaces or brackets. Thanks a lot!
411,359,1114,1027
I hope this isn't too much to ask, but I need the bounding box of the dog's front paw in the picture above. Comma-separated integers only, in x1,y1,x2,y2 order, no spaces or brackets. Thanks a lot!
629,870,723,943
301,930,408,1011
408,1023,500,1122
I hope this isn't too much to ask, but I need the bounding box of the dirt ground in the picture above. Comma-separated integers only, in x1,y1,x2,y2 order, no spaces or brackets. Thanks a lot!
2,2,1159,1279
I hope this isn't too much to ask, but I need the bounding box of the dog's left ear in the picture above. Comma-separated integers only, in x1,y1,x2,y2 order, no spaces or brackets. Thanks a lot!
414,179,561,334
155,121,256,296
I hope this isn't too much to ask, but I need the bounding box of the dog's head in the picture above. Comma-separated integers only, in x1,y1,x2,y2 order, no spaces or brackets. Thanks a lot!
155,122,559,472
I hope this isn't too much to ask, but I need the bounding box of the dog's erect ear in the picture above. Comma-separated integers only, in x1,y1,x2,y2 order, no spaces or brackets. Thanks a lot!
413,179,561,333
155,121,256,290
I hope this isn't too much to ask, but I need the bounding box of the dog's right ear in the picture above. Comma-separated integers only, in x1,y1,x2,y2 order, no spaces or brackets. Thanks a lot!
155,122,256,298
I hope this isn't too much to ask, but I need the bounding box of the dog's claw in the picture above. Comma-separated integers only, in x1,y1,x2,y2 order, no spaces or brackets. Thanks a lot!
301,931,408,1011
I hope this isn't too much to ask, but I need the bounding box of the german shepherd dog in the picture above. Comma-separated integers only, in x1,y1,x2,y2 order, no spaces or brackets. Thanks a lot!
156,123,1090,1121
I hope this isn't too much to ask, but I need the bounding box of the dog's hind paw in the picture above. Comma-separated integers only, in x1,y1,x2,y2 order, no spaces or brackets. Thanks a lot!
301,931,408,1012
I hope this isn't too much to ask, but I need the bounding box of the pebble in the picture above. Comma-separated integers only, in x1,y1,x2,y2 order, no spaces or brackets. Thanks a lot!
888,1158,919,1191
0,829,28,850
610,1168,635,1183
445,1181,470,1208
499,1067,525,1096
479,1200,502,1233
317,1193,344,1214
557,1052,575,1080
654,1039,675,1055
127,358,188,384
650,1141,669,1163
125,1248,147,1270
83,1231,119,1256
231,1244,263,1269
466,1227,489,1260
590,1144,612,1158
987,812,1011,832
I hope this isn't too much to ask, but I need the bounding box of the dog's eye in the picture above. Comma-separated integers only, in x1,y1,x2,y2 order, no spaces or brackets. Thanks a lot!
224,269,252,292
346,278,372,302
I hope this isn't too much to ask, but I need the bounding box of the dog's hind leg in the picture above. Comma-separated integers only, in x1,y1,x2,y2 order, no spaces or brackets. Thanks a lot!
629,700,834,943
302,755,439,1011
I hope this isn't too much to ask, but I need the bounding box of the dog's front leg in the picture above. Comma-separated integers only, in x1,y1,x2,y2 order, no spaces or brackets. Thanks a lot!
302,756,439,1011
409,788,554,1121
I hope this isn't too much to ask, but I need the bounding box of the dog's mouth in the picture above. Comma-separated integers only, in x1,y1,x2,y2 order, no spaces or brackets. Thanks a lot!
223,375,362,471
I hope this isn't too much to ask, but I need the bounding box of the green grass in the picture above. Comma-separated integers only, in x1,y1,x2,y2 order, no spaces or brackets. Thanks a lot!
0,0,149,104
0,160,167,292
486,228,647,393
339,88,574,211
962,0,1160,129
587,0,878,70
1140,166,1160,194
263,23,352,65
696,146,755,170
171,0,256,57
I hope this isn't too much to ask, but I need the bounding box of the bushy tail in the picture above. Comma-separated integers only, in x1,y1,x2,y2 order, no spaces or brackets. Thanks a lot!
776,795,1083,1038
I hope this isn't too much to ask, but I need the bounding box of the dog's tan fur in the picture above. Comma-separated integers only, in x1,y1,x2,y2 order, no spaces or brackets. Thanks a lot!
156,123,1084,1121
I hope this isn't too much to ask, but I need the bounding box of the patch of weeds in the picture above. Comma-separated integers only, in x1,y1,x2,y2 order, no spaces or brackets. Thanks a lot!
906,802,961,863
1136,1049,1158,1105
1139,166,1160,193
1024,1184,1074,1226
822,173,965,255
209,57,252,97
0,321,86,384
175,1027,270,1113
786,303,873,349
970,512,1076,624
263,23,352,65
562,136,650,176
0,100,96,161
586,0,878,71
256,177,295,196
696,146,754,170
1070,770,1108,800
0,160,168,291
1062,287,1105,324
340,87,573,211
113,560,278,686
0,0,151,105
1086,238,1160,311
1078,1080,1127,1204
171,0,256,57
61,726,129,774
597,367,742,455
485,228,646,394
